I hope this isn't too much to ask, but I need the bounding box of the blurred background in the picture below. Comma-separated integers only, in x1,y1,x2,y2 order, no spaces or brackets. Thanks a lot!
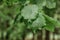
0,0,60,40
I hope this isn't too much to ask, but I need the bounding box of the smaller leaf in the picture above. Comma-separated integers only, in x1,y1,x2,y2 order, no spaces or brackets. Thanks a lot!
30,12,46,32
46,0,56,9
36,0,46,9
44,23,55,32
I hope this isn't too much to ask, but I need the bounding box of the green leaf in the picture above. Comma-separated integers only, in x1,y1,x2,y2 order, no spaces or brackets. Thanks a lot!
44,22,55,32
46,0,56,9
44,14,60,26
30,0,46,9
16,22,26,33
31,13,46,30
21,4,38,19
36,0,46,9
44,14,60,31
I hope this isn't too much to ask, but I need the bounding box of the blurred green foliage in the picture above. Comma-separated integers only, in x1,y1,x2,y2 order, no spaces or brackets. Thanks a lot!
0,0,60,40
